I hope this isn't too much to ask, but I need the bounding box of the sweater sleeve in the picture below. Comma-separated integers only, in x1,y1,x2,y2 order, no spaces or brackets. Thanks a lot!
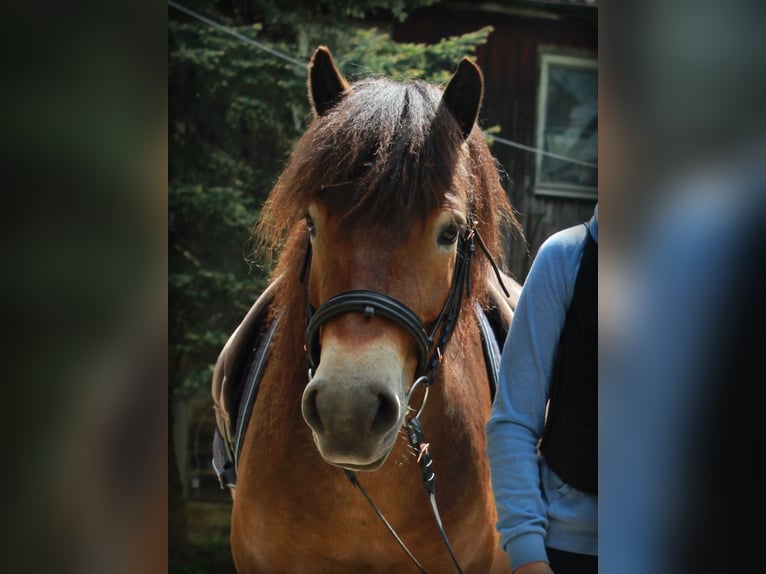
486,226,583,571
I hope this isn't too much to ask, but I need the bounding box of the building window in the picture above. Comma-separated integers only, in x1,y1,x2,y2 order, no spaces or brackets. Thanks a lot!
535,54,597,198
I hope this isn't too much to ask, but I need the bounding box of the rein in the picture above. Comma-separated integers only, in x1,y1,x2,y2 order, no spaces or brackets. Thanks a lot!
300,218,507,574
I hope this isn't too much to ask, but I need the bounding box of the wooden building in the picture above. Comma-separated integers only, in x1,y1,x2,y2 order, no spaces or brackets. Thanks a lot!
393,0,598,280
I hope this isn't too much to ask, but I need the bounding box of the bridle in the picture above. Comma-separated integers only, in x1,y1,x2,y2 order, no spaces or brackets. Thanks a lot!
299,212,508,574
305,216,476,386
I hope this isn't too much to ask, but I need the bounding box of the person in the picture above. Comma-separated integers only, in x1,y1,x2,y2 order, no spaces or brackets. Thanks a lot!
487,204,598,574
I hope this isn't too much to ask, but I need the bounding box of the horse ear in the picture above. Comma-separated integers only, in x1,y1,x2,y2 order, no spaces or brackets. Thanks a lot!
308,46,349,117
442,57,484,139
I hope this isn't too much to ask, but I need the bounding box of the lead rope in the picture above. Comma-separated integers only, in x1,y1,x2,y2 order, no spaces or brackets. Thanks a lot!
343,469,426,574
406,416,465,574
343,411,464,574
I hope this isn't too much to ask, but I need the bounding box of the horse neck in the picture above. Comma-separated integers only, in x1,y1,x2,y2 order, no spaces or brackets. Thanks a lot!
259,276,310,421
234,287,497,562
424,306,493,439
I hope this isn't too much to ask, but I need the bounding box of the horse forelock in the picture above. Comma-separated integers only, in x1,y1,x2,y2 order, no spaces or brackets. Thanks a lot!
256,74,520,307
260,79,456,237
304,79,468,225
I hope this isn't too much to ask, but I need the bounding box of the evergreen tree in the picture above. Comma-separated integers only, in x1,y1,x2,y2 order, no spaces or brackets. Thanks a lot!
169,0,492,400
169,1,494,569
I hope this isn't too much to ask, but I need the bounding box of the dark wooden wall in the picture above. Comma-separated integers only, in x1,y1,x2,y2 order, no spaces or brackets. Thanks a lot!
393,2,598,281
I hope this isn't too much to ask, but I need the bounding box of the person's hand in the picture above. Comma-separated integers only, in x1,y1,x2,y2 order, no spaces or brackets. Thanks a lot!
513,561,554,574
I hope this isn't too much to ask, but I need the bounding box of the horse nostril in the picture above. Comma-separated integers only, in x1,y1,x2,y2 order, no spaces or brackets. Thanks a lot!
302,387,324,433
370,391,400,436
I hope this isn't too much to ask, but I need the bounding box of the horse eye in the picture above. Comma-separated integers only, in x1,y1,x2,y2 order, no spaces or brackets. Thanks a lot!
304,215,316,237
438,222,460,246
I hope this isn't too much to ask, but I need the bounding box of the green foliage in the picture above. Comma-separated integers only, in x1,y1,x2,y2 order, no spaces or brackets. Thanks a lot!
169,184,267,397
169,0,492,398
340,26,493,83
345,0,442,22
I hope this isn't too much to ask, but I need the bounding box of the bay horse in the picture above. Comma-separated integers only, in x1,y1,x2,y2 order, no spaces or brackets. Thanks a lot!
212,46,522,574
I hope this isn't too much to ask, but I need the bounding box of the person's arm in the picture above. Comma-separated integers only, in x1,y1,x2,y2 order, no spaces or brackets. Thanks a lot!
486,232,578,572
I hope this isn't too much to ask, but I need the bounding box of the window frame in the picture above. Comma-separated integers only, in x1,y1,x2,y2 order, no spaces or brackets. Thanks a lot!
534,53,598,199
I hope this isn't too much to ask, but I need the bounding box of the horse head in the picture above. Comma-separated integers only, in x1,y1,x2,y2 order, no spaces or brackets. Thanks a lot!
232,45,519,574
279,47,490,471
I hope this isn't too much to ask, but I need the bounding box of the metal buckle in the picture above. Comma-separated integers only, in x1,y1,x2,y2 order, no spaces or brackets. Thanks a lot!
406,375,430,420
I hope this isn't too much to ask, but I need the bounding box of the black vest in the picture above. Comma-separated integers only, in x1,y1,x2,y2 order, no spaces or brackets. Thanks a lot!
540,228,597,495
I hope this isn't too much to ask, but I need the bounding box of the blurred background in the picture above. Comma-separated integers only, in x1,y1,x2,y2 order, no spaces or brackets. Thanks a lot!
4,0,763,571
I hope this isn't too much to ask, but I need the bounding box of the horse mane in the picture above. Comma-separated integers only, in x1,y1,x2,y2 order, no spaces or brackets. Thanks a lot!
255,73,520,320
231,58,523,573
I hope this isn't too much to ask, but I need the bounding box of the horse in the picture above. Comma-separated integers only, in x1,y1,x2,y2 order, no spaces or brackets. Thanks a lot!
211,45,522,574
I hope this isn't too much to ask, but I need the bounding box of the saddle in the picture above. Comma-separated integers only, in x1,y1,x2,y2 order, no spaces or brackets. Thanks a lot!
211,272,520,490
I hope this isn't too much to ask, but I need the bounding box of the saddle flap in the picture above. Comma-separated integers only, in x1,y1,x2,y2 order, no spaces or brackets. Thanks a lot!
211,275,282,462
485,268,521,331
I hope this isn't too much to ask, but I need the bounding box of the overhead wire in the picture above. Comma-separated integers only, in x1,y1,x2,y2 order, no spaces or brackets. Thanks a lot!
168,0,307,70
168,0,597,170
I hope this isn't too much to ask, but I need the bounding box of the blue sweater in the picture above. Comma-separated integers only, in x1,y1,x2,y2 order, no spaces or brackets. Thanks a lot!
487,205,598,571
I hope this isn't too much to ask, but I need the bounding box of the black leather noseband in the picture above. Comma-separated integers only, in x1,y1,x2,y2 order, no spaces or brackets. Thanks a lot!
303,224,476,383
306,290,431,375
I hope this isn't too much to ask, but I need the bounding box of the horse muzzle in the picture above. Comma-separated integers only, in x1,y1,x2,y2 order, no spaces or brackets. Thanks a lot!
300,342,408,470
